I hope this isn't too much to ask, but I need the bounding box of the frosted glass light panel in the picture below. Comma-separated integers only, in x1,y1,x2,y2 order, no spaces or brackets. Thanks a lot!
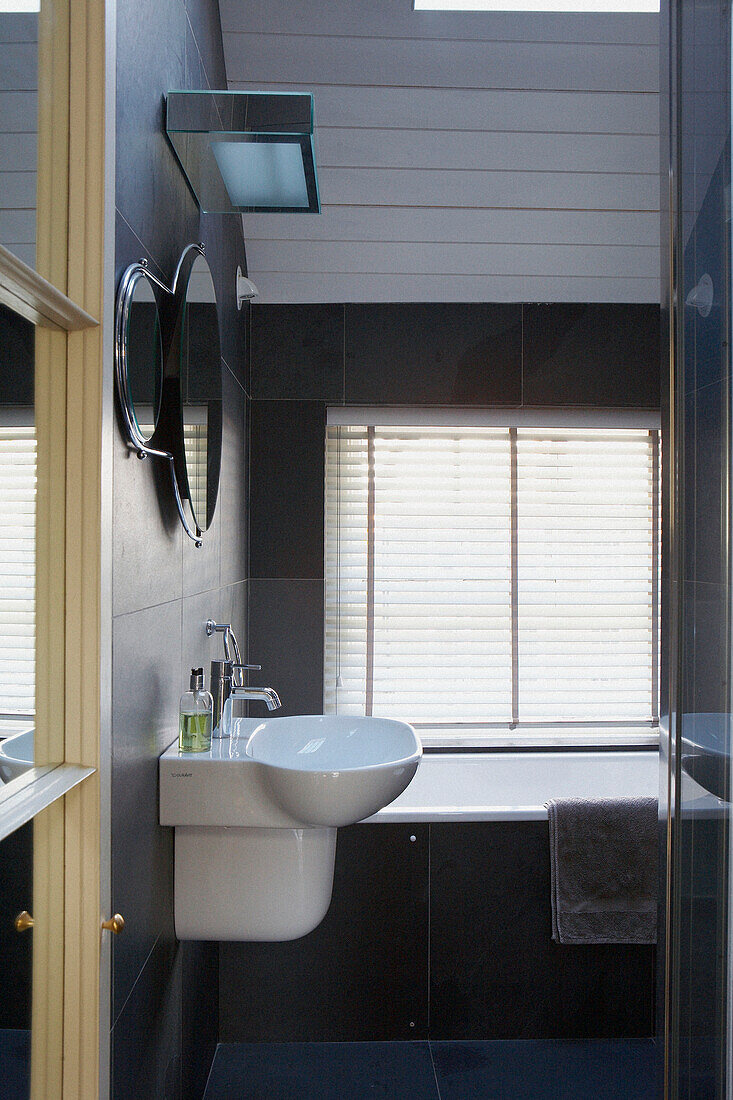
166,91,320,214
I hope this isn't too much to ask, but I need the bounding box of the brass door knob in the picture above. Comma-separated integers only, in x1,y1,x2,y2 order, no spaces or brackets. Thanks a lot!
14,910,34,933
101,913,125,934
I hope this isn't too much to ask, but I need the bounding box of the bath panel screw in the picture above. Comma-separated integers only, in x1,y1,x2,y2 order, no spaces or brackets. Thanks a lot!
409,835,416,843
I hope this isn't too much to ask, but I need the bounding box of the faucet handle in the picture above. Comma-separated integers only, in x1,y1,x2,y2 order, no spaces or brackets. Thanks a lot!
231,663,262,672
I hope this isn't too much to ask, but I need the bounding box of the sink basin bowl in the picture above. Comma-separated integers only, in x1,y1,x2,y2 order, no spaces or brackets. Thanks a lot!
246,715,422,827
0,726,34,783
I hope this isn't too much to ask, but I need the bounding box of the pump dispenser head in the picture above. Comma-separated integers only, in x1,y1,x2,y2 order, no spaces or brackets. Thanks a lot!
190,667,204,691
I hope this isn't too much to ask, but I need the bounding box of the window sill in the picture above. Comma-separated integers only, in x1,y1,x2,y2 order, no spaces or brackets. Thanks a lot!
413,725,660,751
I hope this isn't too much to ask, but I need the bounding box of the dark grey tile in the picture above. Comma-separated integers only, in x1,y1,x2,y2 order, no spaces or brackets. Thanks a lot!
248,579,323,715
112,935,183,1100
115,208,167,289
249,401,326,580
684,380,727,588
112,428,182,617
522,304,661,408
218,367,247,587
199,213,249,392
681,581,729,716
0,1029,30,1100
345,303,522,406
115,0,198,276
219,824,429,1042
181,589,223,692
429,822,655,1041
204,1041,439,1100
183,0,226,90
0,823,32,1031
112,600,182,1020
219,581,248,656
0,305,33,405
250,305,345,401
431,1039,656,1100
181,941,219,1100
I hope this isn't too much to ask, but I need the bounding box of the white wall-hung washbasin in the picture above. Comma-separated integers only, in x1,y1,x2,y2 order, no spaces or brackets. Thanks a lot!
159,715,421,942
246,715,421,827
0,726,34,783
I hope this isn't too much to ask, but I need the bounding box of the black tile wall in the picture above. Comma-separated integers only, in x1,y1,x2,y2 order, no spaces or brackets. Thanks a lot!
219,824,430,1042
248,579,324,715
218,822,654,1044
248,401,326,579
112,0,246,1096
344,303,522,406
0,822,32,1031
522,304,660,408
238,299,661,1050
250,305,345,401
429,822,654,1040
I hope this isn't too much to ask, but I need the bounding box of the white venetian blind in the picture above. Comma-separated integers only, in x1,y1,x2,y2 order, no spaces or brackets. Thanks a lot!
324,415,659,738
0,424,36,716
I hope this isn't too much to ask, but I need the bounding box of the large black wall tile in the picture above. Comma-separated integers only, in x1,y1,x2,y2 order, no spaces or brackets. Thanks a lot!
248,579,323,714
219,824,429,1042
0,822,32,1030
250,305,345,401
522,304,661,408
116,0,197,276
345,303,522,406
112,936,182,1100
112,428,183,617
183,0,226,89
249,401,326,579
111,599,181,1022
0,305,33,405
429,822,655,1041
181,941,218,1100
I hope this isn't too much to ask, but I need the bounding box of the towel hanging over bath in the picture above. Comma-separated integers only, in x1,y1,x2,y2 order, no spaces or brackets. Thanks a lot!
546,796,658,945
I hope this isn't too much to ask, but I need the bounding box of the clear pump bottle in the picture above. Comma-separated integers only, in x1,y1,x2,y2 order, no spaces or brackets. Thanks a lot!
178,667,213,753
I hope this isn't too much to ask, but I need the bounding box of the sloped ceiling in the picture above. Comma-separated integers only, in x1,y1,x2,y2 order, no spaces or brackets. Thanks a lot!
220,0,660,303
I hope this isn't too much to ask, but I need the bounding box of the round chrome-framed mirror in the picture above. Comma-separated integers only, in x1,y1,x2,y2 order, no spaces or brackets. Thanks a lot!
167,243,223,536
114,261,166,453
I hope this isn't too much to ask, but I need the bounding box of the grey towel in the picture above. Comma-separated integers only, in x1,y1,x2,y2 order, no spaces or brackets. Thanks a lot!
547,796,658,945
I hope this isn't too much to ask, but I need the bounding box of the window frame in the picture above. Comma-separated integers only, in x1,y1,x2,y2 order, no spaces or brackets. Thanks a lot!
325,405,661,750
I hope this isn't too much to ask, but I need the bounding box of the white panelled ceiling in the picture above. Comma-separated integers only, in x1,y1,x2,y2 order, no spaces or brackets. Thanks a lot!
220,0,660,303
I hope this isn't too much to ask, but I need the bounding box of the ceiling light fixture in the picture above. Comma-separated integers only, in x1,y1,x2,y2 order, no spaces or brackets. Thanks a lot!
165,91,320,215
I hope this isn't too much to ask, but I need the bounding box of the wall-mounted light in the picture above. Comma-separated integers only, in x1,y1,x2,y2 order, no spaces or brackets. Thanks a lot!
165,91,321,215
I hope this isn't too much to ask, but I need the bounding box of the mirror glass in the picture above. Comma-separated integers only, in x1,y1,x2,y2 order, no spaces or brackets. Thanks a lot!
123,271,163,443
0,9,39,274
0,820,33,1099
179,251,222,533
0,305,35,785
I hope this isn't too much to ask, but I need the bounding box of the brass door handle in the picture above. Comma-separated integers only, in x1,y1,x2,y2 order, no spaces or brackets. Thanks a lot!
101,913,125,934
14,910,34,933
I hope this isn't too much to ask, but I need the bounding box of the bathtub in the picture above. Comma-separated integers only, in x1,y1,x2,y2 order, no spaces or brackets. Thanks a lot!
364,749,659,822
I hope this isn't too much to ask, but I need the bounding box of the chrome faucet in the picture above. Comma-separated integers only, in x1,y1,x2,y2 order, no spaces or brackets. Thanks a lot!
230,681,282,711
206,620,281,734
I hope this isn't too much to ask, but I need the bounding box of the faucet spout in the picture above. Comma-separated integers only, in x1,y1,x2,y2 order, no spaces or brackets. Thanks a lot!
231,686,281,711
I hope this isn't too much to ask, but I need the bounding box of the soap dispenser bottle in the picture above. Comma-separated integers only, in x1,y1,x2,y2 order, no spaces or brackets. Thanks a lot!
178,667,213,753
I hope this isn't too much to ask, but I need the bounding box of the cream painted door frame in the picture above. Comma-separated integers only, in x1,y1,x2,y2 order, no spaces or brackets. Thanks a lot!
0,0,114,1096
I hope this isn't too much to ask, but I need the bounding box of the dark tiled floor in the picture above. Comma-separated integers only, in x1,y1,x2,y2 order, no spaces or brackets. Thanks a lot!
203,1038,655,1100
0,1028,30,1100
